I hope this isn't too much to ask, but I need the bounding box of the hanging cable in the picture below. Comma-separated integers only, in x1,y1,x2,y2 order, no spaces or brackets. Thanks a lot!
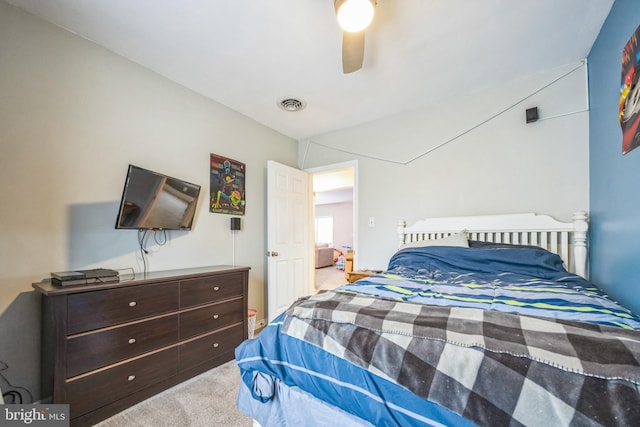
0,361,32,404
305,61,587,166
153,229,167,246
138,229,149,275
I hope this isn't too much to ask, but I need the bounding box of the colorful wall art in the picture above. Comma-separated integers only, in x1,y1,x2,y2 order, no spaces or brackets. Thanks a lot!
620,24,640,155
210,154,245,215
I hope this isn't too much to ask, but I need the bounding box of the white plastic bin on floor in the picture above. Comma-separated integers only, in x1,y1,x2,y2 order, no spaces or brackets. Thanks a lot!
248,309,258,339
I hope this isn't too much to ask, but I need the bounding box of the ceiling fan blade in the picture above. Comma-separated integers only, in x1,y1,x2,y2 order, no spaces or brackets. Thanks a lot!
342,30,365,74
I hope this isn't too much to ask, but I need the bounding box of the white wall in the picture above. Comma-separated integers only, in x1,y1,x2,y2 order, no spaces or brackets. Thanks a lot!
300,62,590,270
315,202,354,250
0,2,296,400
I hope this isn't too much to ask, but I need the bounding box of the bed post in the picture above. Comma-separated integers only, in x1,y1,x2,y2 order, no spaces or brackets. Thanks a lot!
572,211,589,278
397,220,406,248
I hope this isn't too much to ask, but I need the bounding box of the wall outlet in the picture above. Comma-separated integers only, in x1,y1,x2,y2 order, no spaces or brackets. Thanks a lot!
257,318,266,328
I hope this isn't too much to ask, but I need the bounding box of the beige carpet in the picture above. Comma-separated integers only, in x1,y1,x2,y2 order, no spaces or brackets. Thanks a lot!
95,360,253,427
315,266,347,291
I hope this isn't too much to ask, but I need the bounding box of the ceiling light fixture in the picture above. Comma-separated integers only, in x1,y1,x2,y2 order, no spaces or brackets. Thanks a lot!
336,0,374,33
278,98,306,112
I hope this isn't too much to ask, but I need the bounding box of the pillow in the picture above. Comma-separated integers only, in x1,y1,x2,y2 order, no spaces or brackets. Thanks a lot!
400,231,469,249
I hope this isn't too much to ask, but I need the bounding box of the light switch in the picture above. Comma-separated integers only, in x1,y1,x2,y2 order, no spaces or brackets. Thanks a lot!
368,217,375,228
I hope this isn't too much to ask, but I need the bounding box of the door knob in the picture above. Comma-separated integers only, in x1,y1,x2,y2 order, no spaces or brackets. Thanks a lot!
267,251,279,257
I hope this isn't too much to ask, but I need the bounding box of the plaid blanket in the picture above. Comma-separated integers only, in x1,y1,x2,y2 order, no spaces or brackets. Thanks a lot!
283,291,640,427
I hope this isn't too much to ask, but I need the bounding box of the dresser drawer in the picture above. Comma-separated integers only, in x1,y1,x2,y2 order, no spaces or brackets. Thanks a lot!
66,347,179,418
180,298,244,339
179,324,244,370
67,282,180,334
66,315,179,377
180,272,244,308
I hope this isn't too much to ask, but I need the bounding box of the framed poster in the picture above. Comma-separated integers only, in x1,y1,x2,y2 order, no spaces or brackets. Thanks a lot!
210,154,245,215
620,24,640,155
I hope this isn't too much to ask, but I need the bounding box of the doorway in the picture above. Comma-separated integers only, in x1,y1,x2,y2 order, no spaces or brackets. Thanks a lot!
306,161,357,291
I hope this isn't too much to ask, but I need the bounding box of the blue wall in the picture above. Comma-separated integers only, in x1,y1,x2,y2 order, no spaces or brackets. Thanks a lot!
589,0,640,314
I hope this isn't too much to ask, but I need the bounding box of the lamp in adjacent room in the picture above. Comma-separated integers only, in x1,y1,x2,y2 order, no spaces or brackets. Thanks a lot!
335,0,375,32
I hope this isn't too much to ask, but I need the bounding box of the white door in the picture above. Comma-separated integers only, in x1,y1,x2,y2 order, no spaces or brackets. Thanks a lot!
267,161,313,322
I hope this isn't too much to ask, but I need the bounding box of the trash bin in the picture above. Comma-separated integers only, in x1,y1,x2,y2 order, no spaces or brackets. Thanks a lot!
247,308,258,339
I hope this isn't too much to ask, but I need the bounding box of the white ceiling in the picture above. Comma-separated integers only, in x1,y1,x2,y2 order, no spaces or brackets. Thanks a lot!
315,188,353,205
6,0,613,140
313,167,354,192
313,167,354,204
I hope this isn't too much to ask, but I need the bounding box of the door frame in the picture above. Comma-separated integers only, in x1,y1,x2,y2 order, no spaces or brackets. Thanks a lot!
306,160,359,276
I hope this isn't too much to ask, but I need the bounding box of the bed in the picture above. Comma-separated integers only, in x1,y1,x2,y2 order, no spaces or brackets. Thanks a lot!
235,212,640,426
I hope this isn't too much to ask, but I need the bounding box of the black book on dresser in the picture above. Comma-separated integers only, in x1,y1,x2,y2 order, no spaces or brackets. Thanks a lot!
33,265,250,427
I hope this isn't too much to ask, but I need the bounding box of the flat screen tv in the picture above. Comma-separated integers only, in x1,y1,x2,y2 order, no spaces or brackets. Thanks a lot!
115,165,201,230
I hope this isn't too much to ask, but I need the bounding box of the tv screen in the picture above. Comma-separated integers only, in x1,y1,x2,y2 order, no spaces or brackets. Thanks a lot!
115,165,201,230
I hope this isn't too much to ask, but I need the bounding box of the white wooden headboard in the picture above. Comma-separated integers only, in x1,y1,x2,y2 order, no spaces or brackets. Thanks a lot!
397,212,589,278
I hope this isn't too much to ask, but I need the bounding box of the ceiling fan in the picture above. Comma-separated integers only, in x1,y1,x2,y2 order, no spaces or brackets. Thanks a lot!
334,0,377,74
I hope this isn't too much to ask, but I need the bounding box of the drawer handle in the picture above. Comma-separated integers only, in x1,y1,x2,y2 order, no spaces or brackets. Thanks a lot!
213,343,219,348
213,286,220,291
129,301,137,307
128,338,136,344
213,314,219,320
127,375,136,382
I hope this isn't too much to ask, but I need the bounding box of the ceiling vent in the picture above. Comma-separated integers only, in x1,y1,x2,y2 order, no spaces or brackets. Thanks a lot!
278,98,306,112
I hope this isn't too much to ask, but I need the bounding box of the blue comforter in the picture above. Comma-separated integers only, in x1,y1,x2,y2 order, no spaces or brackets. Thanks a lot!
340,246,640,329
236,314,475,426
236,246,640,426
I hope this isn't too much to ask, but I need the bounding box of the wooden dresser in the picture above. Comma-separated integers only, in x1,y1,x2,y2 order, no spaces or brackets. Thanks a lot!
33,265,250,426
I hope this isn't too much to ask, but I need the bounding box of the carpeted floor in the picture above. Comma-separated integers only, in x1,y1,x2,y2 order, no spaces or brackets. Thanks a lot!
95,360,253,427
315,266,347,291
